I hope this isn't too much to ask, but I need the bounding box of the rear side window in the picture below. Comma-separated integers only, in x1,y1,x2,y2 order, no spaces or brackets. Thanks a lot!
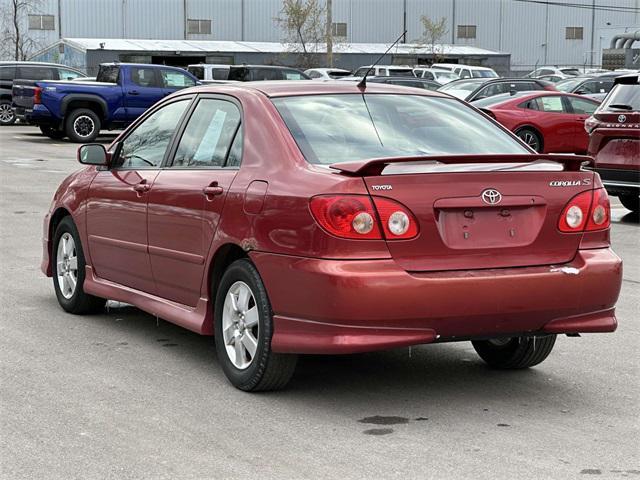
538,96,565,113
58,68,84,80
0,66,16,81
187,66,204,80
172,98,241,168
273,94,526,165
162,69,196,88
131,67,158,87
212,68,229,80
16,66,55,80
97,65,120,83
251,69,280,81
519,99,540,110
512,82,540,92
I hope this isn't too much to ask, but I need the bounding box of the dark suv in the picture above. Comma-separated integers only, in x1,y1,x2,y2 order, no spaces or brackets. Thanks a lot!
0,61,86,125
227,65,310,82
586,73,640,213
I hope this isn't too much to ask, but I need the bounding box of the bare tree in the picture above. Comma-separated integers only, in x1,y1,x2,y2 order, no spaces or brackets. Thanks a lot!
415,16,449,64
275,0,328,69
0,0,43,60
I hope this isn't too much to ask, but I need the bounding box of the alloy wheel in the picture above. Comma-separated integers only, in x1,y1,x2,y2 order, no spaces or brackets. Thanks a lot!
222,281,260,370
517,130,540,151
0,103,14,124
73,115,95,138
56,232,78,299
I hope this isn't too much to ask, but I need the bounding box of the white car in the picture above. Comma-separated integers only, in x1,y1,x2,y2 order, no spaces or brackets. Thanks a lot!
432,63,499,79
352,65,415,77
525,66,581,79
187,64,230,81
413,67,459,84
304,68,352,80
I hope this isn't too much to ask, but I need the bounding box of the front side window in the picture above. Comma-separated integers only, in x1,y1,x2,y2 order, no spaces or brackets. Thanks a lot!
567,96,598,115
187,66,204,80
131,67,157,88
273,94,527,165
118,100,190,168
162,69,196,88
171,98,241,168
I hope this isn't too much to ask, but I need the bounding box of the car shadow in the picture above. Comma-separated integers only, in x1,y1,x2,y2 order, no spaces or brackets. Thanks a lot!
68,299,577,412
617,210,639,224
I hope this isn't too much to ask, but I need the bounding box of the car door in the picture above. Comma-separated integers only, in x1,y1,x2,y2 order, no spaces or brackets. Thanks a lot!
526,95,577,152
564,95,599,153
147,95,242,307
86,98,192,294
125,66,164,121
160,68,197,97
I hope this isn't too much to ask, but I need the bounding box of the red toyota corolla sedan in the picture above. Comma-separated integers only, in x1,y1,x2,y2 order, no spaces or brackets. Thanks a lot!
473,91,600,154
42,81,622,391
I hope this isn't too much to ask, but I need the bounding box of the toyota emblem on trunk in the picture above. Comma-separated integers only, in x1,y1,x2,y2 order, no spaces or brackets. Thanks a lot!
618,114,627,123
481,189,502,205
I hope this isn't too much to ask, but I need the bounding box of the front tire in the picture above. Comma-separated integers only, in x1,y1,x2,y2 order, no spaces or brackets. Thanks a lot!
619,194,639,213
65,108,101,143
52,216,106,314
515,127,543,153
472,335,556,369
214,259,297,391
39,125,65,140
0,100,16,125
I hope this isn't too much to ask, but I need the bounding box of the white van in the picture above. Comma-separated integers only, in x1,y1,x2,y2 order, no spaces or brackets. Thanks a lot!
187,64,231,81
352,65,415,77
431,63,499,79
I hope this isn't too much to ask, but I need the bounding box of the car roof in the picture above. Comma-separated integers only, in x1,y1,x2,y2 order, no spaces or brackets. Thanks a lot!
306,67,350,72
0,61,82,70
231,65,303,71
486,90,599,105
185,80,450,98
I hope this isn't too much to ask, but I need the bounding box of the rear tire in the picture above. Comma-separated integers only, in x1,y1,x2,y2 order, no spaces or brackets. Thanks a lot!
472,335,556,369
0,100,16,125
214,259,297,391
619,194,639,213
39,125,65,140
52,216,106,314
65,108,101,143
515,127,543,153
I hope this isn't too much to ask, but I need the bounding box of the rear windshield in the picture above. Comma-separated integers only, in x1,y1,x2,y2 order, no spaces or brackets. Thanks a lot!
273,94,527,165
472,70,498,78
561,68,580,76
439,80,482,93
601,84,640,111
389,68,415,77
328,70,351,79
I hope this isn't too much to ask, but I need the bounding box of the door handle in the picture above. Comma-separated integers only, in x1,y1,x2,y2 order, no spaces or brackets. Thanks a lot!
133,179,150,194
128,90,140,96
203,182,224,199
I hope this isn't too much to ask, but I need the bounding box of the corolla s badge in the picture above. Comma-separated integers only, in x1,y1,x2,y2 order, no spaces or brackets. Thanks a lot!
618,114,627,123
481,189,502,205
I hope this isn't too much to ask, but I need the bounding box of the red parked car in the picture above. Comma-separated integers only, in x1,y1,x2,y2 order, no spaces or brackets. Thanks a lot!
474,91,600,154
42,82,622,391
585,73,640,213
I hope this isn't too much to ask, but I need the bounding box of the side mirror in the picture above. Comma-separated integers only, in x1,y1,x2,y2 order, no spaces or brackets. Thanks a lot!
78,143,108,166
575,89,586,95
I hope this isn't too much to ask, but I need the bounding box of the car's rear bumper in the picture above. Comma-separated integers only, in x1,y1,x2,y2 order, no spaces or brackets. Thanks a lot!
14,104,55,125
251,249,622,354
593,167,640,196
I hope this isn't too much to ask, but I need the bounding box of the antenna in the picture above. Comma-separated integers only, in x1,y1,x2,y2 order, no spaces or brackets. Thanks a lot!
358,30,407,89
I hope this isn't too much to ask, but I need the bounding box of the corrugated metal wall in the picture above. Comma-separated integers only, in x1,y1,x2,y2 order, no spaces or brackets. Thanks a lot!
8,0,640,69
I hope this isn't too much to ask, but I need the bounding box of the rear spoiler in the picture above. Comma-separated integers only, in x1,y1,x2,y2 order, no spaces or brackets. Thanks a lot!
330,154,593,176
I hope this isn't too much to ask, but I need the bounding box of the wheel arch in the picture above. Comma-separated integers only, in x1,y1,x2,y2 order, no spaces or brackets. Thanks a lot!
61,95,107,120
206,243,249,312
44,207,72,275
514,124,545,152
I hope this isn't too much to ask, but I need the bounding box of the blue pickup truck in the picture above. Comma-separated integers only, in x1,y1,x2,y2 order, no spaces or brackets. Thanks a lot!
12,63,198,142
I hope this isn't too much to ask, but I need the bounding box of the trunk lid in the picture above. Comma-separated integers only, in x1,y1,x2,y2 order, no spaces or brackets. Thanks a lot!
349,157,595,272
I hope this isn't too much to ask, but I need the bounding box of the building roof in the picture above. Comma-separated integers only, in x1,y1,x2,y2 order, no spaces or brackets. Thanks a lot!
57,38,507,57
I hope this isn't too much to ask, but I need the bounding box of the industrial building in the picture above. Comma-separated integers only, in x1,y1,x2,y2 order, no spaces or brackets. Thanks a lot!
8,0,640,72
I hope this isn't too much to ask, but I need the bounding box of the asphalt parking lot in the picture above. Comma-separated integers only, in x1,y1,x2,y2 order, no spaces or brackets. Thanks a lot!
0,125,638,479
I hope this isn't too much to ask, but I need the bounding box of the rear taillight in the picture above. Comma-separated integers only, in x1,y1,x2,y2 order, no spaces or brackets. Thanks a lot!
309,195,418,240
558,188,610,233
310,195,382,239
370,197,419,239
33,87,42,105
584,115,599,134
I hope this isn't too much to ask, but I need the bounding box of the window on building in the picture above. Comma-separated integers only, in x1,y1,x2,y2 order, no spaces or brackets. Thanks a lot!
332,22,347,38
187,19,212,35
28,14,55,30
566,27,583,40
457,25,476,39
